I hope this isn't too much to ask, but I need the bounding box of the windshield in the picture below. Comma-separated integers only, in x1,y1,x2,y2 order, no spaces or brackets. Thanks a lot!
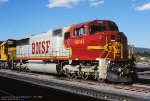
90,25,107,34
89,21,119,34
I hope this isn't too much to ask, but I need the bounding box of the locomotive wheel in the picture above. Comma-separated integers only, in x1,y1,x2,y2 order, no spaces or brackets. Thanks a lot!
83,75,89,80
98,78,106,83
82,72,89,80
71,73,78,79
64,69,71,77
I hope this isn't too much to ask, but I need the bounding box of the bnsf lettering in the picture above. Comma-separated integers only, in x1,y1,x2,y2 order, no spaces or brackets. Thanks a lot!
32,40,50,54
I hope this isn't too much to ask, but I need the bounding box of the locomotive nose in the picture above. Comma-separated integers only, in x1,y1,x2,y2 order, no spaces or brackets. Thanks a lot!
109,32,122,42
102,32,123,59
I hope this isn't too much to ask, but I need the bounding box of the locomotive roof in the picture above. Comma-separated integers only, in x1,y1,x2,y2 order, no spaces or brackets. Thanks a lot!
0,39,15,41
0,39,16,46
17,19,113,40
72,19,112,26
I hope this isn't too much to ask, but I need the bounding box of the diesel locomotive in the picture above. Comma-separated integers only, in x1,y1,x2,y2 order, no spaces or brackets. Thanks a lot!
0,20,137,83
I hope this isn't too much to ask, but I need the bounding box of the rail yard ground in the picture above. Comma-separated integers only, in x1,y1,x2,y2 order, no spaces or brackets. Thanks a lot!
0,76,99,101
0,67,150,101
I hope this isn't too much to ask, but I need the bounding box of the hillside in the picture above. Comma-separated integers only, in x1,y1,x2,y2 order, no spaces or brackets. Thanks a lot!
134,47,150,53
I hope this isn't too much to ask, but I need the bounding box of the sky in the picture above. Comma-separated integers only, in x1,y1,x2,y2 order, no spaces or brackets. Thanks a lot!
0,0,150,48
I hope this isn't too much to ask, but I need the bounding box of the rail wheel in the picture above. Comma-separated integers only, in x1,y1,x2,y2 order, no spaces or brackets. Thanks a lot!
64,69,71,77
98,78,106,83
71,72,78,79
82,72,89,80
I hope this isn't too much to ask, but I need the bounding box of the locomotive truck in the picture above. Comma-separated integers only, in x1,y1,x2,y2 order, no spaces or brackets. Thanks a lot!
0,20,137,83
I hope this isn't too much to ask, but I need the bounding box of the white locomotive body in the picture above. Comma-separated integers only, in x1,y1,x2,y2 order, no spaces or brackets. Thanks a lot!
15,26,71,74
16,26,71,60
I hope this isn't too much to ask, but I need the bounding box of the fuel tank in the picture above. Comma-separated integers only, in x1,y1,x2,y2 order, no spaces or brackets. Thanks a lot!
26,60,61,74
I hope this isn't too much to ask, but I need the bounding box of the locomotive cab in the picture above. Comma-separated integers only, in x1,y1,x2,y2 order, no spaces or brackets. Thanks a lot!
64,20,127,60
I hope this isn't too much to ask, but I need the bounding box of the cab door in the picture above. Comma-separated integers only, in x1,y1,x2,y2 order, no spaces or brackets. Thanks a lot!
70,25,87,59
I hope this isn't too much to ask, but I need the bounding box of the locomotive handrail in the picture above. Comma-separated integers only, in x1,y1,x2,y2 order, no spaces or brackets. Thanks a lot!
16,47,70,58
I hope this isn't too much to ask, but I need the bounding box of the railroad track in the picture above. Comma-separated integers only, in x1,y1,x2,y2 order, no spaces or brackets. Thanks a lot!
0,69,150,101
1,69,150,90
58,76,150,97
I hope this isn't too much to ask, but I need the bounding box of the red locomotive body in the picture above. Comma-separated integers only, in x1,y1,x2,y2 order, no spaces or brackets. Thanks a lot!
64,20,128,61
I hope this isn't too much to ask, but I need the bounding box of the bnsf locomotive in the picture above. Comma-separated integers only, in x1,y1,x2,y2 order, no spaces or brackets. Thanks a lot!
0,20,137,83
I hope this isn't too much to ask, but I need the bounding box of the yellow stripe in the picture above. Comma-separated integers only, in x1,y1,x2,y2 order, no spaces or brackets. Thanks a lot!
87,46,104,50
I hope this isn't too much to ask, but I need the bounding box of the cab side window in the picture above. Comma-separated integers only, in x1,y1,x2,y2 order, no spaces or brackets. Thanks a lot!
64,32,70,40
74,26,86,37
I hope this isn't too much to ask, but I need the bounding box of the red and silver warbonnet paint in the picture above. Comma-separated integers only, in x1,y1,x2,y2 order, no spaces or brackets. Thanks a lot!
16,20,127,61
